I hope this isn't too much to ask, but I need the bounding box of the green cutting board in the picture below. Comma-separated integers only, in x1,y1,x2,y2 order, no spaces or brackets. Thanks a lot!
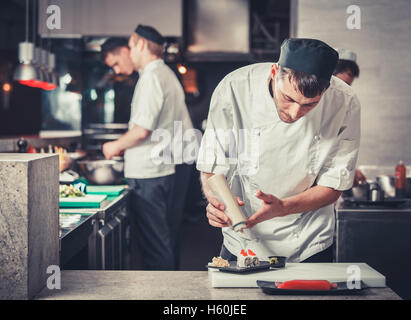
59,194,107,208
86,185,126,196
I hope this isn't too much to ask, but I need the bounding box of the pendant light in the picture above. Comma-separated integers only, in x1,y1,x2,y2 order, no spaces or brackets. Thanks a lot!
44,52,58,91
28,0,50,89
23,46,48,88
13,0,40,85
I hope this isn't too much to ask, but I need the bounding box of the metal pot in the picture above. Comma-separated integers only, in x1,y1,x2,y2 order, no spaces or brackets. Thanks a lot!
77,159,124,185
350,181,370,200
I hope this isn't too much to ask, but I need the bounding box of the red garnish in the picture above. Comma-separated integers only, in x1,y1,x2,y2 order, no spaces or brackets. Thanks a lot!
271,63,278,77
240,249,248,256
247,249,256,256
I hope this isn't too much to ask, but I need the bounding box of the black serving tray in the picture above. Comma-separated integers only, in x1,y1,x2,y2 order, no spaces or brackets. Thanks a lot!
207,260,283,274
257,280,367,295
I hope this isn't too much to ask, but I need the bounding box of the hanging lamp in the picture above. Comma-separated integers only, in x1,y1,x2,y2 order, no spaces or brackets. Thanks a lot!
13,0,41,85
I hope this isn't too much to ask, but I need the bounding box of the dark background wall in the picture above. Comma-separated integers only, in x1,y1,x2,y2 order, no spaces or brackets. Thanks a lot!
1,0,290,136
0,0,43,136
296,0,411,168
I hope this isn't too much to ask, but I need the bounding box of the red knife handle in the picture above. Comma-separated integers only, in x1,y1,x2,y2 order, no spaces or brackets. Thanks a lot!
277,280,337,290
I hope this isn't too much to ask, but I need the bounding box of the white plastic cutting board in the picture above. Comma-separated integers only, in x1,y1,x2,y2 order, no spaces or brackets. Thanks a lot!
209,263,386,288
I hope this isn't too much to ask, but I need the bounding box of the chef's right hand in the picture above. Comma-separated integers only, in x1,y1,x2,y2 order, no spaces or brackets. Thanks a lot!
353,169,367,187
205,196,244,228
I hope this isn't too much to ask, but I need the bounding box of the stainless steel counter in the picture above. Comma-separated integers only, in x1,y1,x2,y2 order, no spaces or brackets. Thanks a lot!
35,270,401,300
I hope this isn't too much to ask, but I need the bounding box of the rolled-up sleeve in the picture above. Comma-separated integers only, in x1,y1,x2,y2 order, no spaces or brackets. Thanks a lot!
129,74,164,131
316,94,361,191
196,80,233,175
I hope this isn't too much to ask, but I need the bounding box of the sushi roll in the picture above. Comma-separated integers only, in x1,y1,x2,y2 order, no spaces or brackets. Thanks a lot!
237,249,253,268
252,256,260,266
237,256,252,268
247,249,260,266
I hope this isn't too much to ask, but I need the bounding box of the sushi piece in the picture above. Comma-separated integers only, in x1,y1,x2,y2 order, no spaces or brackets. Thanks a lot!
237,249,257,268
248,249,260,267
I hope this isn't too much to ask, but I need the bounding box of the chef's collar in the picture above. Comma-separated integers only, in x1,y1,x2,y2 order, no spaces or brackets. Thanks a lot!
139,59,163,75
278,38,339,81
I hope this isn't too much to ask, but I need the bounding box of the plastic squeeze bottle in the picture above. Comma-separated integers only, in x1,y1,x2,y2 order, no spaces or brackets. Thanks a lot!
395,160,406,198
207,174,247,232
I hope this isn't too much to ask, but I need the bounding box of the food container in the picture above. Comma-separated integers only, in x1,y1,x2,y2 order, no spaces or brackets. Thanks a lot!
369,181,384,201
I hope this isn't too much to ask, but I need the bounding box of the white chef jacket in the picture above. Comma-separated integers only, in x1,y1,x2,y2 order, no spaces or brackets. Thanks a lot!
196,63,361,262
125,59,195,179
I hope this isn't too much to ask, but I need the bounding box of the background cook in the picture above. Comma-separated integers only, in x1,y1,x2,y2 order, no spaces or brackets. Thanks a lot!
102,25,194,270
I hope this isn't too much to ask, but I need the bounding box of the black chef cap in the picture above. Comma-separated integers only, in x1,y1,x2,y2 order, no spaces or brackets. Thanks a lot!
278,38,339,81
135,24,165,46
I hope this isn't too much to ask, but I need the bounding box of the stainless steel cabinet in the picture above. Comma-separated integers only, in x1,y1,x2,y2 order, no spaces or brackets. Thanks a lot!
61,190,132,270
96,223,114,270
336,206,411,299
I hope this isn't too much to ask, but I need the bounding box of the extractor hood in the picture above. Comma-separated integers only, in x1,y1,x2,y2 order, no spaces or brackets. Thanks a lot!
38,0,182,38
185,0,251,62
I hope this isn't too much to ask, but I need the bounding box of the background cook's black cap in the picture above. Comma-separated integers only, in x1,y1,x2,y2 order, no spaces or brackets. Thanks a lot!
278,38,339,81
135,24,165,46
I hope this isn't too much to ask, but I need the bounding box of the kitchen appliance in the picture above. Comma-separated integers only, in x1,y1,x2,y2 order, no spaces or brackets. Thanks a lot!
77,158,124,185
185,0,250,61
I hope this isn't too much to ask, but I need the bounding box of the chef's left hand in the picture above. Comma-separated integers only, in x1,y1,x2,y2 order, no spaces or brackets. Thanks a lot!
102,141,122,160
246,190,286,228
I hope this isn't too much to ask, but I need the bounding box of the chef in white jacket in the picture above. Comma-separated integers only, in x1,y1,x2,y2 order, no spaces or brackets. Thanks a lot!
197,38,361,262
103,25,195,270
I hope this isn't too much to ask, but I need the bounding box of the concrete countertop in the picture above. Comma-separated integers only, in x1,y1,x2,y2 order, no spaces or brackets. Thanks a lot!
35,271,401,300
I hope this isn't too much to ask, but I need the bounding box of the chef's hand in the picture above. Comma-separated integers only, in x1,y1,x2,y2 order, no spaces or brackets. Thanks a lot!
205,195,245,228
102,141,122,160
246,190,285,229
353,169,367,187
